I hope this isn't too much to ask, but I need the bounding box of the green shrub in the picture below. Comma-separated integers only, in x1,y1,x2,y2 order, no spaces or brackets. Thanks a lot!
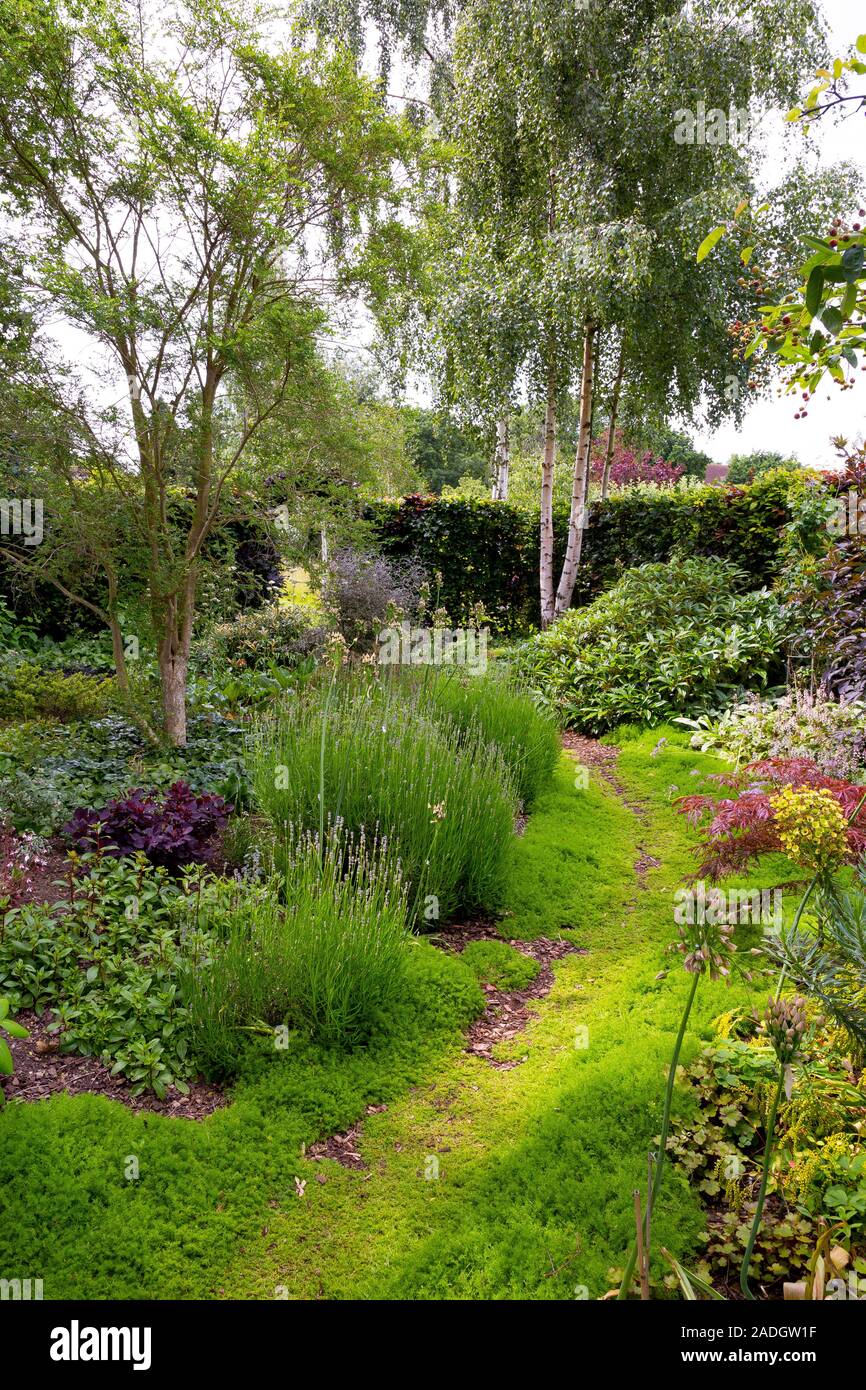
202,601,326,672
0,491,281,640
323,547,427,651
414,669,559,808
513,558,788,733
366,473,803,629
251,673,517,924
459,939,539,991
0,662,115,722
364,495,539,633
726,453,801,485
182,828,410,1067
0,713,247,835
682,691,866,780
0,995,27,1103
0,854,208,1097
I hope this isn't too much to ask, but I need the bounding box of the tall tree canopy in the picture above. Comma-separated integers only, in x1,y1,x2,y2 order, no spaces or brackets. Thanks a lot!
363,0,843,622
0,0,412,743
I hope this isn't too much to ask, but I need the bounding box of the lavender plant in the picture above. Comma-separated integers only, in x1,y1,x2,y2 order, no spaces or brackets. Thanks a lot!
181,826,410,1064
252,672,517,924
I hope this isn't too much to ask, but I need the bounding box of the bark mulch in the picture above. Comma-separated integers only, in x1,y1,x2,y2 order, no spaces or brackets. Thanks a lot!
434,920,585,1069
4,1009,225,1120
305,924,585,1172
305,1105,389,1174
19,843,71,907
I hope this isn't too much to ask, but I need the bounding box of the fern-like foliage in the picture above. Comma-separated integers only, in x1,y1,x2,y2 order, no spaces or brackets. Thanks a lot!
764,870,866,1050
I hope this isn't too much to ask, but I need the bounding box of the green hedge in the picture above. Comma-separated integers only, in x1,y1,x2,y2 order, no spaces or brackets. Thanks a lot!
363,494,538,634
0,497,281,639
364,473,800,632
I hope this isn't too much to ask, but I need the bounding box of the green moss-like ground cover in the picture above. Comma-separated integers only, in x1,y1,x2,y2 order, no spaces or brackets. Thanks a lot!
0,729,799,1299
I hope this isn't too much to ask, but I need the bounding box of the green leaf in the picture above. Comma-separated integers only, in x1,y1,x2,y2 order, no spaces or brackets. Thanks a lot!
660,1248,726,1301
802,236,832,254
740,246,754,266
697,226,726,263
822,307,844,335
805,266,825,315
1,1019,28,1039
857,35,866,55
0,1036,13,1075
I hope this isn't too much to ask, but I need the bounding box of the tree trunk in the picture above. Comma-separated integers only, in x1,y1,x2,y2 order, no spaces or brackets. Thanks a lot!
491,416,510,501
554,320,596,619
600,339,626,501
159,640,189,747
539,362,557,628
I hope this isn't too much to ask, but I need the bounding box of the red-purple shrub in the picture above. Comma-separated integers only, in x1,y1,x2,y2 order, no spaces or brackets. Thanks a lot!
62,781,231,871
591,431,685,489
677,757,866,881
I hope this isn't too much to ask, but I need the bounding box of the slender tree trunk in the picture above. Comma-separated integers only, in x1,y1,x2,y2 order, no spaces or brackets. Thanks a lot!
539,361,557,628
600,339,626,501
554,319,596,619
152,388,214,748
109,616,130,696
158,567,199,748
582,331,598,515
491,416,510,501
160,646,188,746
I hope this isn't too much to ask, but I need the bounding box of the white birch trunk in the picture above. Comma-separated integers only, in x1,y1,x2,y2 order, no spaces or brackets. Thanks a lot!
554,321,596,619
600,340,626,502
539,367,557,628
491,417,510,501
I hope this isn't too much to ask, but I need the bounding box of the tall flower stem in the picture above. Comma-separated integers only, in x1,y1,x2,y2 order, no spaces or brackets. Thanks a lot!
318,674,336,855
740,1066,785,1299
618,969,701,1299
773,871,820,1002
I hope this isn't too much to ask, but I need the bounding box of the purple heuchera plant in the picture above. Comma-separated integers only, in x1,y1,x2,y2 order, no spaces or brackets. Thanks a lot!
62,781,231,871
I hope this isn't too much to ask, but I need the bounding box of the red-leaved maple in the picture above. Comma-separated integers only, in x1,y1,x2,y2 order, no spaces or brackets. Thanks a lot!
677,757,866,881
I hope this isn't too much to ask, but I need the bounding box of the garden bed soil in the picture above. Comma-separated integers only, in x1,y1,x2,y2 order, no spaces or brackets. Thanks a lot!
4,1009,225,1119
433,920,586,1068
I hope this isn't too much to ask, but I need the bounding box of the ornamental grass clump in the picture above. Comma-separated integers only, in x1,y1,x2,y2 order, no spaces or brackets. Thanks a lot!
766,867,866,1049
399,669,560,809
251,673,517,925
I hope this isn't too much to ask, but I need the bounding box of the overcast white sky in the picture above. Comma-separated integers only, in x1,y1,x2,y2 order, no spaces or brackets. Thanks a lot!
690,0,866,467
374,0,866,467
42,0,866,470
